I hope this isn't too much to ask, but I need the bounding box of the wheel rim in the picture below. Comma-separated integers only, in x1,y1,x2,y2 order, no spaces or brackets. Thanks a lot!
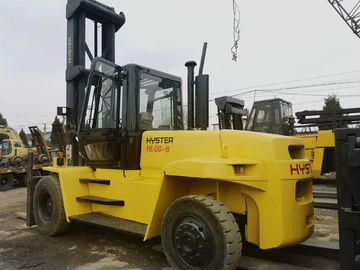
0,177,9,187
174,216,214,267
39,192,53,221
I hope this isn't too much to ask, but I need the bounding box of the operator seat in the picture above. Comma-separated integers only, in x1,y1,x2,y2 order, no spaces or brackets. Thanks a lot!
138,112,153,130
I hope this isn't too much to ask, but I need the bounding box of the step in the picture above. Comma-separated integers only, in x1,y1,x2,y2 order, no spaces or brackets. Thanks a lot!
79,178,110,185
76,195,124,206
69,212,147,236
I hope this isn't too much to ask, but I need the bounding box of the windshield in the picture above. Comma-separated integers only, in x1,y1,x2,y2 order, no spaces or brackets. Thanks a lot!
281,101,293,119
139,72,182,130
0,140,12,156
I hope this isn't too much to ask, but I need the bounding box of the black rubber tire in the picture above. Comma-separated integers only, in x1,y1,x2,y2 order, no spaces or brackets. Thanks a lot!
0,174,14,191
16,170,42,187
161,195,242,270
33,175,70,236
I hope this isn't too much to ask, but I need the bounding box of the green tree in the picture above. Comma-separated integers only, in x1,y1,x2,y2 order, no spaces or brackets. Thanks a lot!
0,113,7,127
322,94,342,111
320,94,345,130
50,117,60,146
19,128,29,147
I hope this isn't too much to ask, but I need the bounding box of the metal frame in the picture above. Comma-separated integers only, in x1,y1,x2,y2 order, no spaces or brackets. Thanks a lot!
327,0,360,39
335,128,360,270
28,126,51,162
296,108,360,129
215,96,246,130
65,0,125,165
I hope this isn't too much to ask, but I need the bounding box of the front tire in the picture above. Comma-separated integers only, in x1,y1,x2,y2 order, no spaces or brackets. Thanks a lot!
161,195,242,270
33,175,70,235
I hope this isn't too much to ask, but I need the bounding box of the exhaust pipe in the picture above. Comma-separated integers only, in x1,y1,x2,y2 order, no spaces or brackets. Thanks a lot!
185,42,209,130
195,42,209,130
198,42,207,76
185,61,197,130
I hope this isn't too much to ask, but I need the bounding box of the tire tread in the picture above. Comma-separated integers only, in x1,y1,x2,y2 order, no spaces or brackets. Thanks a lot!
162,195,242,270
33,175,70,235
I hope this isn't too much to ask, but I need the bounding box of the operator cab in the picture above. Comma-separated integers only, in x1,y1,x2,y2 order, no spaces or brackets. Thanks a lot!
78,57,183,169
245,98,294,135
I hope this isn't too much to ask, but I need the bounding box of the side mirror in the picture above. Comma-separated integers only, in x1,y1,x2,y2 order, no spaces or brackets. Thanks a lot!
57,106,72,116
288,116,295,135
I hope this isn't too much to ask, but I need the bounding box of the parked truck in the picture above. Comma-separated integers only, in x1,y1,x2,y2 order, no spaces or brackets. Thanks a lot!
0,126,50,190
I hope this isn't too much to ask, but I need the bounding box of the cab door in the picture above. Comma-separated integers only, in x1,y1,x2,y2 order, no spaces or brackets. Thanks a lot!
78,58,123,168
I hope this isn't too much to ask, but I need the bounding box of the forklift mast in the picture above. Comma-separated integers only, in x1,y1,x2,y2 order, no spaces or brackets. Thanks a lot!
64,0,125,165
296,108,360,131
28,126,51,162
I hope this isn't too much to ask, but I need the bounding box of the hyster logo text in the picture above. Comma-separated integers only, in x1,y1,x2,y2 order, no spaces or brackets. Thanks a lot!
290,163,311,175
146,137,174,144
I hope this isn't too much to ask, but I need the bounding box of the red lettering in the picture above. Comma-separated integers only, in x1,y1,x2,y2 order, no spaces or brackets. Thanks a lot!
290,163,312,175
299,164,305,174
290,164,299,175
305,164,310,174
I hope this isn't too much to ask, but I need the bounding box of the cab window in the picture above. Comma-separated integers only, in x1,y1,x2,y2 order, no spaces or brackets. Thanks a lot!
138,72,182,130
14,141,22,147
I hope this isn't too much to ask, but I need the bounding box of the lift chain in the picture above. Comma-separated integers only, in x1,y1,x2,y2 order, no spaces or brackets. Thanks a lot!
231,0,241,61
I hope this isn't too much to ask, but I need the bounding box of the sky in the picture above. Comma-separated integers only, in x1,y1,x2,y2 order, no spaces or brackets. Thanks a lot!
1,0,360,132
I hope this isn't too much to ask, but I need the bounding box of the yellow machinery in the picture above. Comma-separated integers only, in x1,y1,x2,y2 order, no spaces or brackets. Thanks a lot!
0,126,30,190
0,126,29,159
26,1,314,269
0,125,51,190
33,129,314,269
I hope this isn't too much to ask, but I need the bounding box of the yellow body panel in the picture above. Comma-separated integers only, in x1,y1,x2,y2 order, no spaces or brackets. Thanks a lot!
47,130,314,249
0,126,29,159
295,130,334,177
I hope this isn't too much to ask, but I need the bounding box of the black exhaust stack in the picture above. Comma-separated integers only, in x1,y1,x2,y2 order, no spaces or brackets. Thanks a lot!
185,42,209,130
185,61,197,130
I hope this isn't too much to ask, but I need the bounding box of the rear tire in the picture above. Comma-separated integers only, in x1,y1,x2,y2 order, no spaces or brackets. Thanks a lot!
0,174,14,191
33,175,70,235
161,195,242,270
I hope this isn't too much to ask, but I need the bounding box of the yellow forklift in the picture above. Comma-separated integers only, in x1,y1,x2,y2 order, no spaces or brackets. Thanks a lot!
27,1,314,269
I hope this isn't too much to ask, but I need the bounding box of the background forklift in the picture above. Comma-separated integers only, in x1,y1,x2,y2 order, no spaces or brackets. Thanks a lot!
245,98,294,136
26,1,314,270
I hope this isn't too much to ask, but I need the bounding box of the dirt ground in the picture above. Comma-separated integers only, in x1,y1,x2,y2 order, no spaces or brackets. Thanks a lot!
0,187,340,270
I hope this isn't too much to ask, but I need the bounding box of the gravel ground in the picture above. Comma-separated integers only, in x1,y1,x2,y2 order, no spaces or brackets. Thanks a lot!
0,187,340,270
